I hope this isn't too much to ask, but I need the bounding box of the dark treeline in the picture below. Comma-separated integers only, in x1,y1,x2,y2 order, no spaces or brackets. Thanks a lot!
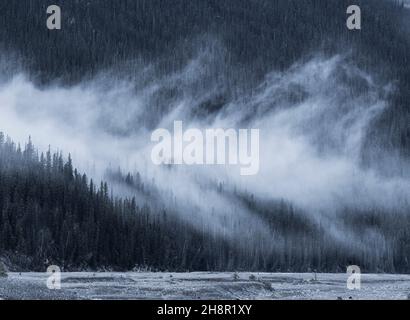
239,193,410,273
0,134,238,271
1,135,409,272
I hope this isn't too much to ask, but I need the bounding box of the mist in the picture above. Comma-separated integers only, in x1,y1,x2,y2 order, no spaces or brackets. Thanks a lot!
0,45,409,256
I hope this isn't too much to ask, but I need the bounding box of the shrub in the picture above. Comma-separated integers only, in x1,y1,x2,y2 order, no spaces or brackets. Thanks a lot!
249,274,257,281
232,272,240,281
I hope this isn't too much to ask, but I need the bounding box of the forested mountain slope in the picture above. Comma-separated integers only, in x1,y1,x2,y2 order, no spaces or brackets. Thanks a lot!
0,1,409,272
0,0,408,167
0,135,409,272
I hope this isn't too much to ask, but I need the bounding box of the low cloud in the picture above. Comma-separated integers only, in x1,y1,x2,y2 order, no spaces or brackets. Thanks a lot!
0,47,409,254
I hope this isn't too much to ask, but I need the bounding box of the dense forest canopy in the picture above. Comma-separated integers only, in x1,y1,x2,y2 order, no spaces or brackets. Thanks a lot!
0,0,408,163
0,0,409,272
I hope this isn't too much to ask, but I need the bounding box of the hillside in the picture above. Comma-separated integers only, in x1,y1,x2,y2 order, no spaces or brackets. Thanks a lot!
0,1,409,273
0,0,408,168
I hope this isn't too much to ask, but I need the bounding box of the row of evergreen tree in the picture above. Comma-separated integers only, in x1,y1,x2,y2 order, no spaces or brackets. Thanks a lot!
1,134,408,272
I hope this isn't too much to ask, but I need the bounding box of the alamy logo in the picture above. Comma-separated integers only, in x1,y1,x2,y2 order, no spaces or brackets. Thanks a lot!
151,121,260,176
346,5,361,30
46,265,61,289
346,265,361,290
47,5,61,30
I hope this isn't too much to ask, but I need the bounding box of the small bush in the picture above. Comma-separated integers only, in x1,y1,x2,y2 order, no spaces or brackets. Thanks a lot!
260,281,273,291
249,274,257,281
